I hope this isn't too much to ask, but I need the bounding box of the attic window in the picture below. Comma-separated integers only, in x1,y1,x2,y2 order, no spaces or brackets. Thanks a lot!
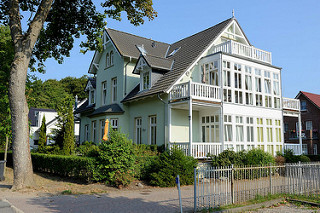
168,47,180,57
137,45,147,55
151,41,156,48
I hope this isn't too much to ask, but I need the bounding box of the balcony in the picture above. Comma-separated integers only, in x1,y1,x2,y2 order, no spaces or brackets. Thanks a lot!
168,142,222,159
283,97,300,111
169,81,221,102
212,40,272,64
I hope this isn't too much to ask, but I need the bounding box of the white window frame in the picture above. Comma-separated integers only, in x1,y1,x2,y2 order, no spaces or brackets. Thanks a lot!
89,89,95,105
92,121,96,142
110,118,118,131
314,144,317,155
106,53,110,67
306,121,312,131
135,117,142,144
201,115,220,143
111,77,117,103
102,81,107,105
141,71,151,91
235,116,244,142
100,119,105,140
110,51,114,66
301,101,307,111
149,115,157,145
246,117,254,143
224,115,233,142
85,124,89,141
302,144,308,155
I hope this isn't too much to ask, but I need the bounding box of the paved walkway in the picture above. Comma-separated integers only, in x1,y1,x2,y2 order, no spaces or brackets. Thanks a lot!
3,186,194,213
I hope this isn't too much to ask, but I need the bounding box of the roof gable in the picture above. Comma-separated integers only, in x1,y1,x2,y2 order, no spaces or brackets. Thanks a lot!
297,91,320,109
85,78,96,91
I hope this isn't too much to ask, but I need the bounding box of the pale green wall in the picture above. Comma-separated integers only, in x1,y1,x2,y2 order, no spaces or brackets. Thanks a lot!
171,109,199,142
126,96,166,146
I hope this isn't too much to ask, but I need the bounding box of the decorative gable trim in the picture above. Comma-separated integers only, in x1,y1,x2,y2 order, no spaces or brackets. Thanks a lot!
133,56,149,74
85,81,93,91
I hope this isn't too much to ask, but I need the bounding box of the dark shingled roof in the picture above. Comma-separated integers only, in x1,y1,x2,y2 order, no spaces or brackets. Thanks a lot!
143,54,173,71
89,103,124,116
122,18,233,102
106,28,170,59
88,77,96,89
74,100,95,114
28,108,56,126
298,91,320,110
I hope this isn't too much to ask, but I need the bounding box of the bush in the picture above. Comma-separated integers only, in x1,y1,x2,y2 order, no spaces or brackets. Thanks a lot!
76,141,100,157
299,155,311,162
210,150,246,167
146,147,197,187
245,149,275,166
31,153,96,182
281,149,300,163
275,155,285,165
94,129,136,188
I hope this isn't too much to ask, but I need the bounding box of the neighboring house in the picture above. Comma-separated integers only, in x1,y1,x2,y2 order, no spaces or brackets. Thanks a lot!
74,97,88,145
29,108,58,148
76,16,299,158
284,91,320,155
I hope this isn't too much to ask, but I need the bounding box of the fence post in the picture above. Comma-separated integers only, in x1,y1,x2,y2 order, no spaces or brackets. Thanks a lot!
269,163,272,195
298,161,302,195
194,167,197,213
231,164,235,204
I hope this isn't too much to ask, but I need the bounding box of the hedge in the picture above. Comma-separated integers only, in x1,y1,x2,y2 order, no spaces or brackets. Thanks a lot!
0,152,96,183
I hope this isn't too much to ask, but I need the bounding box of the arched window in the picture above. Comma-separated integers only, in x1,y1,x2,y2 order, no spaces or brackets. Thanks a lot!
110,51,114,66
106,53,110,67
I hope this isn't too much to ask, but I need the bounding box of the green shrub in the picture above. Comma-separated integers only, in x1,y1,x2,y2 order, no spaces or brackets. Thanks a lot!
245,149,275,166
76,141,100,157
94,129,136,188
299,155,311,162
210,150,246,167
282,149,300,163
146,147,197,187
306,155,320,162
31,153,96,182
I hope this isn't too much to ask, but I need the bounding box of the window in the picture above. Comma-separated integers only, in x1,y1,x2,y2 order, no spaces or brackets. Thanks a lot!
223,89,232,103
267,145,274,155
234,67,243,104
245,93,253,105
257,118,264,142
102,81,107,105
201,115,220,142
284,123,288,133
246,117,254,142
275,120,282,142
202,61,219,86
223,61,231,87
110,51,114,66
301,101,307,111
264,79,271,94
235,90,243,104
265,95,272,108
255,69,262,92
273,73,280,96
111,78,117,102
91,121,96,142
302,144,308,155
85,125,89,141
106,53,110,67
149,116,157,145
142,72,150,90
266,119,273,142
224,115,232,142
245,67,252,90
274,97,280,109
100,120,105,139
89,89,95,105
135,118,142,144
306,121,313,131
110,118,118,131
314,144,318,155
235,116,244,142
256,94,263,106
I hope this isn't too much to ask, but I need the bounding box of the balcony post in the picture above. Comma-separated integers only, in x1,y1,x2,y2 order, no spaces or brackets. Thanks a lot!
189,81,192,156
298,112,303,155
168,104,171,145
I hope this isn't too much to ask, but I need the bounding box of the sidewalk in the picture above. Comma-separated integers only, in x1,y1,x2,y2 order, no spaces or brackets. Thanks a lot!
4,185,194,213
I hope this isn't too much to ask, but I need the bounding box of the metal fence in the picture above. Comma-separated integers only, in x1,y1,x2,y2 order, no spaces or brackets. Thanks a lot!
194,162,320,211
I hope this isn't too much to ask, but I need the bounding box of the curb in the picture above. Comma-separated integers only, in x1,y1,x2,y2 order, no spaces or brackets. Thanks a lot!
215,198,284,213
0,199,24,213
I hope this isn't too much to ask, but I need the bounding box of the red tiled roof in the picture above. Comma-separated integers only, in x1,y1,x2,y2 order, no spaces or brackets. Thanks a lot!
300,91,320,108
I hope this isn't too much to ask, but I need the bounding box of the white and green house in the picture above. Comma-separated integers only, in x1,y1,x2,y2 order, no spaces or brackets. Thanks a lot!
76,17,302,158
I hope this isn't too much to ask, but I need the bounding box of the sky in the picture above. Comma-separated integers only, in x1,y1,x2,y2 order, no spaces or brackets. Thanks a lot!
31,0,320,99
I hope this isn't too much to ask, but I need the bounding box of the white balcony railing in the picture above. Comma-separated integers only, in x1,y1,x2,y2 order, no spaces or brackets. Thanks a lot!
284,144,302,155
283,97,300,111
212,40,272,64
169,81,221,102
168,142,222,159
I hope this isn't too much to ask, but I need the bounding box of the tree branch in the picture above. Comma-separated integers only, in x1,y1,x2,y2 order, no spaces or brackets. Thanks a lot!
8,0,23,49
24,0,54,52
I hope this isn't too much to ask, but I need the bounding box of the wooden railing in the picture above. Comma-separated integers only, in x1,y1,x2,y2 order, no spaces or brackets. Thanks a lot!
284,144,302,155
168,142,222,159
283,97,300,111
212,40,272,64
169,81,221,102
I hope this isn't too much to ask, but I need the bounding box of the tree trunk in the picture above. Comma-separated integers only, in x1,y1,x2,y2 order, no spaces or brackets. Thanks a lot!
9,51,34,189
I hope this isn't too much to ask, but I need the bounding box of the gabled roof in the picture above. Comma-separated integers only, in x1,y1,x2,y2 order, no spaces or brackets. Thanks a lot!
28,108,57,126
89,103,124,117
297,91,320,109
123,18,233,102
106,28,170,59
85,78,96,91
74,99,95,114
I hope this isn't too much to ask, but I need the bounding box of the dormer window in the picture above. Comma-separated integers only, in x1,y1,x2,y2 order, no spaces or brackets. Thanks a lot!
89,89,95,105
142,71,150,91
110,51,114,66
106,53,110,67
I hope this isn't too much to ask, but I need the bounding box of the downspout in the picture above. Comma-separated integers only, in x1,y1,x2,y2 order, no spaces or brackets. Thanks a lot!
124,57,132,96
157,93,167,149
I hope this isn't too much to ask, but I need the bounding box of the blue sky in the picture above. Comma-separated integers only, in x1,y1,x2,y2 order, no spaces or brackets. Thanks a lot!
32,0,320,98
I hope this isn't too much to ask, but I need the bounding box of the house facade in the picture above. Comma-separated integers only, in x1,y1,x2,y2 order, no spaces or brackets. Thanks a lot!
284,91,320,155
76,17,300,158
